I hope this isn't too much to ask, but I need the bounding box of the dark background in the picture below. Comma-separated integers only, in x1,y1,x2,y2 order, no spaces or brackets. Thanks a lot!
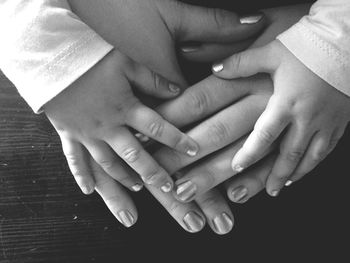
1,0,349,262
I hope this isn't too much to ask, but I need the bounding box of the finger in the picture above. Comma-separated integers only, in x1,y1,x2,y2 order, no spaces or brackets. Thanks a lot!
231,99,289,174
265,124,314,196
106,128,174,193
212,44,277,78
126,62,183,98
157,74,263,127
174,138,245,203
61,138,95,195
195,189,234,235
290,126,345,183
145,184,206,233
180,39,255,63
85,140,143,192
90,158,138,228
169,2,265,43
126,102,199,157
155,93,269,175
225,155,276,203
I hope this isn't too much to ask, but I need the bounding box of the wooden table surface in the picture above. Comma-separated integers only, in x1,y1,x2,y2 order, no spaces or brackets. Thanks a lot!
1,70,349,263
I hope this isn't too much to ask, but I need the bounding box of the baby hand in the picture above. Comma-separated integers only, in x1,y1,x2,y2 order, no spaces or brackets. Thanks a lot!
44,49,199,195
212,40,350,196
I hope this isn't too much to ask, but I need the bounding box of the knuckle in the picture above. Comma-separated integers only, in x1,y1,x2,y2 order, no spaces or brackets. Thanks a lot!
143,168,161,183
256,128,275,145
230,53,243,72
210,8,228,31
148,119,165,138
199,194,219,209
97,158,117,170
121,147,141,163
186,89,210,117
151,70,161,91
207,121,230,147
168,200,182,215
65,153,81,167
283,149,304,162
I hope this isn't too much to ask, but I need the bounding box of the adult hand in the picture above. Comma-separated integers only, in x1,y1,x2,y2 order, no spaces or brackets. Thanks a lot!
67,0,266,233
165,4,311,203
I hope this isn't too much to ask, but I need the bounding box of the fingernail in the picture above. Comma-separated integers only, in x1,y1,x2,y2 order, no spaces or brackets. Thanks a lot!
161,182,173,193
213,213,234,235
186,143,199,157
131,183,143,192
270,190,280,197
175,181,197,202
285,180,293,187
212,63,224,73
231,186,248,203
135,133,150,143
81,184,94,195
239,14,263,24
183,211,205,233
117,210,134,228
232,164,244,173
181,45,200,53
169,83,180,94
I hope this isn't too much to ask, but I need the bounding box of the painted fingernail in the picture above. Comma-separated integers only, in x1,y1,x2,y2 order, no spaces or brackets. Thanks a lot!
231,186,248,203
181,45,200,53
169,83,180,94
175,181,197,202
135,133,150,143
186,143,199,157
161,182,173,193
239,14,263,24
117,210,135,228
285,180,293,187
270,190,280,197
183,211,205,233
232,164,244,173
212,63,224,73
213,213,234,235
131,183,143,192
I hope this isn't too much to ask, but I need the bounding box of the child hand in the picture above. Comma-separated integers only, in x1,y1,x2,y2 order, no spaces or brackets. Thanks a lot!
212,40,350,196
44,49,199,194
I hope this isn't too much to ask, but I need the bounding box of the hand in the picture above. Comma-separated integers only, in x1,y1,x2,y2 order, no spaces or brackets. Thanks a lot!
212,39,350,197
45,49,199,196
67,0,266,232
166,4,316,202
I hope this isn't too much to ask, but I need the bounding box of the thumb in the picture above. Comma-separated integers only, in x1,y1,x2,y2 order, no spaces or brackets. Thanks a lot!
168,2,266,43
125,59,183,99
212,44,276,79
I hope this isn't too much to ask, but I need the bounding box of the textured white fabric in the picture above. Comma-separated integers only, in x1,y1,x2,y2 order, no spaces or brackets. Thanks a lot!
0,0,113,112
277,0,350,97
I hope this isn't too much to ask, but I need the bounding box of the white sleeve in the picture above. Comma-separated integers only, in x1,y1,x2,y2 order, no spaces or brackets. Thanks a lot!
277,0,350,97
0,0,113,113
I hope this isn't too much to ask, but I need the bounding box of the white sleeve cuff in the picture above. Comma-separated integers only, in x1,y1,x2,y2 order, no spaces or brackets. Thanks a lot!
277,21,350,97
21,32,113,113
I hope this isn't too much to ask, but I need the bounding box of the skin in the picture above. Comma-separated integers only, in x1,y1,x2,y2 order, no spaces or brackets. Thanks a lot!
66,0,266,234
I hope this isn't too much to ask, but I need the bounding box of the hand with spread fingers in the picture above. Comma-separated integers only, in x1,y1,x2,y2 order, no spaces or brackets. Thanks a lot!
64,0,267,232
45,49,199,196
212,39,350,197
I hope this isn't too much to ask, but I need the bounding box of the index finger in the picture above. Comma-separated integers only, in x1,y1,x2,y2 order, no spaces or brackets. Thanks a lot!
231,100,289,173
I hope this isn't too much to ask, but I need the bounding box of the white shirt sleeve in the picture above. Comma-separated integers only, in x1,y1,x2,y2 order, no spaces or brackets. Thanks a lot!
0,0,113,113
277,0,350,97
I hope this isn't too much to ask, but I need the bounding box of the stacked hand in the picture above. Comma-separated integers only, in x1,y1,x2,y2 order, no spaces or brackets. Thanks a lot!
57,0,329,234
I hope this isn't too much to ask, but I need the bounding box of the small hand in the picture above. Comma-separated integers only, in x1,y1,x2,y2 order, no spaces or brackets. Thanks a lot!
212,40,350,196
45,49,199,195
